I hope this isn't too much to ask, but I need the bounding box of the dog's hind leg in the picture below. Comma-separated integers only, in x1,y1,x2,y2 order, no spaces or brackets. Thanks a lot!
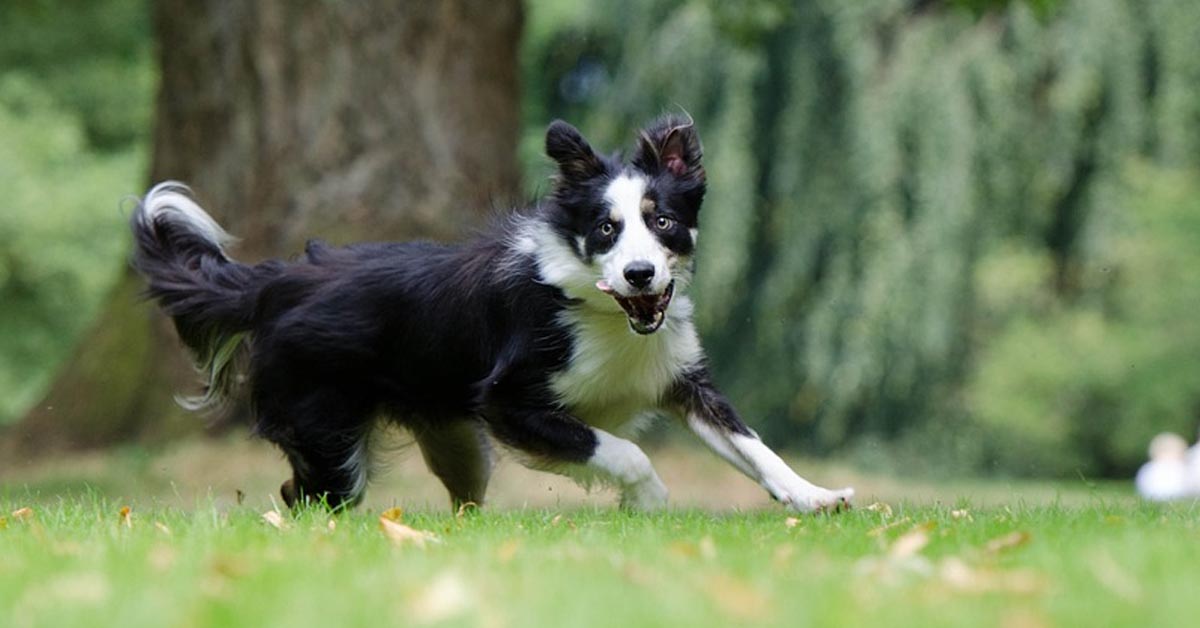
256,389,376,511
413,419,493,510
277,428,373,511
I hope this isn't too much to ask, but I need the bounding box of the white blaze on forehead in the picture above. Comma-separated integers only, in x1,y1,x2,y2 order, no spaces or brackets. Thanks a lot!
604,174,648,222
601,174,671,294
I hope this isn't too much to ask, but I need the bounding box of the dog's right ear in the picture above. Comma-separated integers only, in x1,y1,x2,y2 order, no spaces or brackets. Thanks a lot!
546,120,604,181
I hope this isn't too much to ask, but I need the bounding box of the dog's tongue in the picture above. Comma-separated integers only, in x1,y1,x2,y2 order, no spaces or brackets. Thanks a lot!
595,279,675,334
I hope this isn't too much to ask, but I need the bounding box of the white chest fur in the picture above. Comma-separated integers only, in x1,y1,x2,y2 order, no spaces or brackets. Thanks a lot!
550,296,704,433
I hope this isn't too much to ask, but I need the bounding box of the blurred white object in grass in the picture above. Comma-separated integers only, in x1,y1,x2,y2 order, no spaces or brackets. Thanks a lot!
1136,433,1191,501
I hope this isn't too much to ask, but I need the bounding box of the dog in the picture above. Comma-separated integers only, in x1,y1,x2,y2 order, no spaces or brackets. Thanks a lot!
130,116,854,513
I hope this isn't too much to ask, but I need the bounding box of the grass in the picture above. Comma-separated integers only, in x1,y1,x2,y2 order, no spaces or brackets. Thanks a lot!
2,438,1197,627
2,499,1199,628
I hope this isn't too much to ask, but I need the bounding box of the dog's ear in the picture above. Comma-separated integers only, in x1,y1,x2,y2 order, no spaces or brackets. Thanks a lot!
634,117,704,180
546,120,604,181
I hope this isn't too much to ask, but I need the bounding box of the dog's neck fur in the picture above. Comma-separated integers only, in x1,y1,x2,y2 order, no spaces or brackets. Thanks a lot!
509,219,704,432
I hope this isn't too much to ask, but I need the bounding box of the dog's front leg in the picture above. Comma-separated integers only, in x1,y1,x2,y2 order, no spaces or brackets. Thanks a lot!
483,404,668,510
670,368,854,513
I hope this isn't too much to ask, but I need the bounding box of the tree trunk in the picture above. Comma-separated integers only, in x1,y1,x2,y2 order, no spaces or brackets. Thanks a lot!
3,0,522,458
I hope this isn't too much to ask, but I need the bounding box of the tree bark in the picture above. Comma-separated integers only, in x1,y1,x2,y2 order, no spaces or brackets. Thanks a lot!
3,0,522,458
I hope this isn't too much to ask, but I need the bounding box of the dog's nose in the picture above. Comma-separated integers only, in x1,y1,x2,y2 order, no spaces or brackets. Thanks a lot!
623,262,655,290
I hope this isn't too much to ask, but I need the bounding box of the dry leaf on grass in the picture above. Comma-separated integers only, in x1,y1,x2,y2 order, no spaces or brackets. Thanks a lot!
785,517,801,528
409,571,474,624
703,573,772,623
984,531,1031,554
868,516,911,537
379,516,440,548
865,502,894,517
857,523,935,581
154,522,172,536
261,510,288,530
951,509,973,522
118,506,132,529
381,507,404,522
1088,552,1142,602
889,524,933,559
939,557,1046,595
496,539,520,562
11,507,34,521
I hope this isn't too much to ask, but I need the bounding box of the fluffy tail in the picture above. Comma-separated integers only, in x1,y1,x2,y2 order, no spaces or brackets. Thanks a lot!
131,181,265,410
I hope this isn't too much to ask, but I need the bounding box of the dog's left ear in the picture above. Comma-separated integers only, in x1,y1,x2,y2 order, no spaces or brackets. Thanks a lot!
634,117,704,180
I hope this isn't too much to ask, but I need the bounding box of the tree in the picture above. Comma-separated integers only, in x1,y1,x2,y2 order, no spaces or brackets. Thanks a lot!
3,0,522,456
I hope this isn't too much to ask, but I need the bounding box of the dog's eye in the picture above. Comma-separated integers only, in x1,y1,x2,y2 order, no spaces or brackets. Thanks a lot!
655,216,674,231
599,221,615,236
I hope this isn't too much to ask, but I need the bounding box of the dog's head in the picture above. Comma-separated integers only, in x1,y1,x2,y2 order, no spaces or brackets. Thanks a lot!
541,116,706,334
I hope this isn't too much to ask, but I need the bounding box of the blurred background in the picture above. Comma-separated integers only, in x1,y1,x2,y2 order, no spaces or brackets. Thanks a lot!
1,0,1198,504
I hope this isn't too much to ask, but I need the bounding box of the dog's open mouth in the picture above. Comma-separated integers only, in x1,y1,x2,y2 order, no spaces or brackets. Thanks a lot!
596,280,675,334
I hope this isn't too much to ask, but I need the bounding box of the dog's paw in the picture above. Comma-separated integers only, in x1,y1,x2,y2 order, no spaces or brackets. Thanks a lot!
780,486,854,514
619,477,669,511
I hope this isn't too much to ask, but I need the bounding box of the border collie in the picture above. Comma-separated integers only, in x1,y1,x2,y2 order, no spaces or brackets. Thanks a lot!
131,116,854,513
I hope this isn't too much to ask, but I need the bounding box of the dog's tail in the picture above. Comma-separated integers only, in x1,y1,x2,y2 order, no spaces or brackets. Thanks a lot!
130,181,273,410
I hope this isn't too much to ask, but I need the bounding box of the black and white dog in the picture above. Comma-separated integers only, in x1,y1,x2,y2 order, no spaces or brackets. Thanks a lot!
131,116,854,513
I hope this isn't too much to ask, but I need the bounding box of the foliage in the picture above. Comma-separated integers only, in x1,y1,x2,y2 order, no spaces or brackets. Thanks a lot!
522,0,1200,476
0,0,153,149
967,166,1200,476
0,0,151,425
1,496,1197,627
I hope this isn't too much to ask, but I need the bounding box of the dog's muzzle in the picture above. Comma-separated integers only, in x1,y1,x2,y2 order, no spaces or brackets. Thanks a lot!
596,279,675,334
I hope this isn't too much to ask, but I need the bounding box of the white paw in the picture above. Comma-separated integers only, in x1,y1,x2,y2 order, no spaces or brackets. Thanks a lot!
619,476,669,511
778,486,854,514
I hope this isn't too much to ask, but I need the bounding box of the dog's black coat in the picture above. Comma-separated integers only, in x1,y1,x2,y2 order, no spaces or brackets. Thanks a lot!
132,116,757,509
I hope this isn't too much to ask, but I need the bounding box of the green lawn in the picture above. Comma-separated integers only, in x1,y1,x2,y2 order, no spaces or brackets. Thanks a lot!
2,496,1198,628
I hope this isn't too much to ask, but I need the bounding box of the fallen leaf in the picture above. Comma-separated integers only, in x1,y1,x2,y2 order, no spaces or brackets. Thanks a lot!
1001,609,1052,628
868,516,912,537
703,573,772,622
550,514,563,526
772,544,795,568
327,519,337,532
148,545,176,572
11,507,33,521
784,517,801,528
496,538,520,562
889,525,932,559
261,510,287,530
379,516,440,548
118,506,132,529
1088,552,1142,602
951,509,973,521
381,507,404,522
154,522,172,536
44,572,110,604
865,502,894,517
985,531,1031,554
668,541,699,558
409,571,473,624
622,561,656,586
939,557,1046,594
